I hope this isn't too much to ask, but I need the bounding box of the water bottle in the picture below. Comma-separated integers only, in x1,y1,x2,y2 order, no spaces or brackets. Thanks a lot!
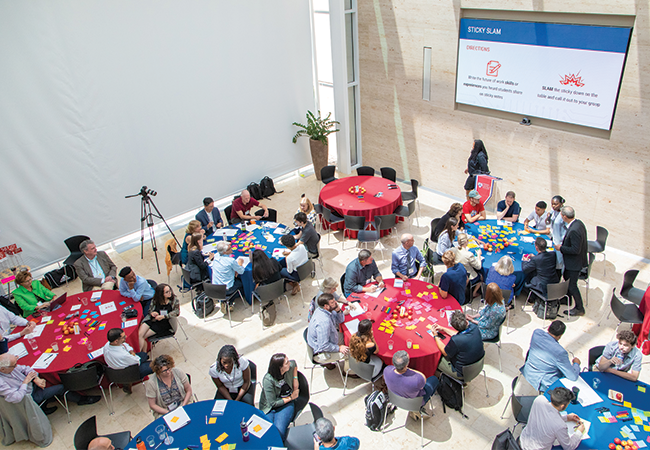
240,417,249,442
135,437,146,450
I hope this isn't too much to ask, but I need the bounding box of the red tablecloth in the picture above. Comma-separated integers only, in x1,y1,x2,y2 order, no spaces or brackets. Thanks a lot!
11,291,141,385
341,278,461,377
318,176,402,238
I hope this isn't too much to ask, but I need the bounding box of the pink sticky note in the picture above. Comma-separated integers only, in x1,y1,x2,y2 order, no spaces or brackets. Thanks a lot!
58,313,66,318
54,328,61,333
55,334,63,340
33,351,42,356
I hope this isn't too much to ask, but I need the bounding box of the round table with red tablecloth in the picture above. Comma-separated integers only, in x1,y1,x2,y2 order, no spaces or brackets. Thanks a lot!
341,278,461,377
318,176,402,238
10,290,141,385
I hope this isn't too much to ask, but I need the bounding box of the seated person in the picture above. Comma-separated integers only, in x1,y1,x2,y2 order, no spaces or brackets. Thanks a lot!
0,353,99,415
433,311,484,378
452,233,482,297
103,328,153,393
0,304,35,349
195,197,224,235
279,234,308,295
74,239,118,292
432,203,463,242
349,319,384,378
343,250,384,297
496,191,521,222
435,217,460,262
466,282,506,340
88,437,114,450
520,387,584,450
520,320,580,392
251,249,282,288
308,277,348,322
209,344,254,405
524,201,550,233
314,417,360,450
293,212,320,257
231,189,269,222
211,241,245,305
307,294,349,368
383,350,438,418
13,270,55,317
186,233,214,285
138,284,180,352
596,330,642,381
181,220,203,265
259,353,299,441
439,250,467,306
392,233,425,280
297,194,317,227
522,237,559,296
485,256,516,307
145,354,193,418
118,266,155,315
462,190,486,224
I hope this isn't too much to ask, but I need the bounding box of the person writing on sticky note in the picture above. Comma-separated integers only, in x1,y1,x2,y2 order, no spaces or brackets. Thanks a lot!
596,330,642,382
343,250,384,297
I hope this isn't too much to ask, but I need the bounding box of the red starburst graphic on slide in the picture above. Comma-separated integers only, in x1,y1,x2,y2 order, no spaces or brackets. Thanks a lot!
559,72,585,87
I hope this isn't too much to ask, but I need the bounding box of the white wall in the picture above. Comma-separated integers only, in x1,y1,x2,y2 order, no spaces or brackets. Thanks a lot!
0,0,315,269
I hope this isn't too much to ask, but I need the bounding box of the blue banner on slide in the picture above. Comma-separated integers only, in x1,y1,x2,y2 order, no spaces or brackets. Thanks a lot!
460,18,631,53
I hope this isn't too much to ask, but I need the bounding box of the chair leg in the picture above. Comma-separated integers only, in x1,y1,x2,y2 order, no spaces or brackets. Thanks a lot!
284,294,291,315
173,335,188,362
343,368,349,396
107,383,115,415
99,385,112,415
483,370,489,397
497,341,502,372
420,410,424,448
500,394,512,419
63,392,71,423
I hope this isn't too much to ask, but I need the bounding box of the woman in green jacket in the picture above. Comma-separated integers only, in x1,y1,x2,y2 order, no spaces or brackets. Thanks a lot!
13,271,55,317
259,353,299,441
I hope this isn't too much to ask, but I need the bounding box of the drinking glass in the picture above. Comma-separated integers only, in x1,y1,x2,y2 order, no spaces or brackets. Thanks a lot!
81,297,88,306
592,377,601,390
86,341,93,351
146,435,156,447
28,338,38,350
155,424,166,441
387,340,394,350
406,340,412,349
51,342,59,352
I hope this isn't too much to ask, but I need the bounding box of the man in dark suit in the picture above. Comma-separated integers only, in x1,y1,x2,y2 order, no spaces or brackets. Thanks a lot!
74,239,118,292
554,206,588,316
523,237,559,296
195,197,223,235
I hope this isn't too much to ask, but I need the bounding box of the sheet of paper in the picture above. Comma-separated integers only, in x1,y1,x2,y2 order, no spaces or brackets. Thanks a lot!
203,243,219,253
98,301,117,315
238,256,250,267
90,291,102,300
566,418,591,441
30,324,46,338
40,316,51,324
220,229,239,238
70,304,81,311
344,319,360,335
247,414,273,438
364,288,383,299
87,348,104,360
273,227,286,235
8,343,28,359
347,302,365,318
31,352,58,370
560,377,603,407
163,406,191,432
271,248,285,259
393,279,404,288
245,224,260,232
212,400,227,415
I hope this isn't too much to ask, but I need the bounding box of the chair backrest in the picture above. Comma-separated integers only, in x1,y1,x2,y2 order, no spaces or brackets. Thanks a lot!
296,260,315,282
621,270,640,298
588,345,605,370
377,214,396,231
610,288,644,323
147,279,158,290
59,365,101,392
430,218,441,242
410,179,419,196
348,357,375,382
181,267,192,285
253,278,285,302
105,365,142,385
167,245,181,265
313,203,324,216
500,289,511,303
380,167,397,182
303,328,315,362
580,253,595,280
356,166,375,176
340,273,346,292
224,205,234,225
407,200,416,216
387,389,422,412
293,371,310,421
321,165,336,180
309,402,324,422
321,206,341,223
248,359,257,385
202,282,227,301
64,235,91,254
344,215,366,231
461,355,485,383
596,226,609,247
546,280,569,301
73,415,98,450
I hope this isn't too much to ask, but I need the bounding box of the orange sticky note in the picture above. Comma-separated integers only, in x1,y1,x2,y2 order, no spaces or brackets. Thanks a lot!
208,417,217,424
253,424,262,432
171,416,179,423
63,345,72,352
200,434,209,443
216,432,228,443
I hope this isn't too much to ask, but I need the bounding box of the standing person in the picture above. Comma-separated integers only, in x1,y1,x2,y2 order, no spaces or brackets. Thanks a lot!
524,201,550,233
12,271,55,317
296,194,317,227
137,284,180,352
231,189,269,222
432,203,463,242
185,233,213,285
259,353,300,441
209,345,254,405
554,206,588,316
496,191,521,222
392,233,425,280
548,195,566,272
462,190,486,224
439,250,468,306
349,319,384,378
74,239,118,292
118,266,155,316
463,139,489,197
466,282,506,340
180,220,204,265
195,197,224,235
485,256,516,308
145,355,194,418
279,234,308,295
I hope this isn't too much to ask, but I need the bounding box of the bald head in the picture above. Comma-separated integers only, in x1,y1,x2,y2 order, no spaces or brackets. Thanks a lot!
401,234,415,249
241,190,251,203
88,437,114,450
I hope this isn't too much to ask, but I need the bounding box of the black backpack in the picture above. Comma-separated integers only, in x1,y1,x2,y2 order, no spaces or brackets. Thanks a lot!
492,429,521,450
364,390,393,431
247,182,263,201
260,176,283,199
532,297,559,320
0,295,23,317
437,373,467,418
43,265,76,289
192,292,214,318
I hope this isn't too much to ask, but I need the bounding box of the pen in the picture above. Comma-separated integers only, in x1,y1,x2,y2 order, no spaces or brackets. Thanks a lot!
415,332,423,339
374,305,378,311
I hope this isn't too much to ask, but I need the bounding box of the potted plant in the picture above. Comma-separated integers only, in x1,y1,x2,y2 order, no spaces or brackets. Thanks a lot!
292,110,339,180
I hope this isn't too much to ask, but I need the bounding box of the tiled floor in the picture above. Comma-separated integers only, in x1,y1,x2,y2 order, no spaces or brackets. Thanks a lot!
10,172,650,449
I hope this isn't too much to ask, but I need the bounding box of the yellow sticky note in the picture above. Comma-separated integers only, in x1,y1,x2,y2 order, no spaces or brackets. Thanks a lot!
63,345,72,352
216,432,228,443
621,431,630,438
228,444,236,450
643,425,650,432
384,297,390,301
635,417,643,424
413,344,420,349
208,417,217,424
378,326,385,331
417,292,424,298
47,320,54,325
419,317,425,321
200,434,208,443
58,321,66,326
253,424,262,432
44,348,52,353
63,338,71,343
639,386,646,393
624,401,632,407
171,416,179,423
203,444,210,450
598,416,608,423
405,289,411,294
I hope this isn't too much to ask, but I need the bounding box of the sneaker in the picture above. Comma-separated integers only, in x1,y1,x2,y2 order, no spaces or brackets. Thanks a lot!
291,284,301,295
122,385,132,394
563,308,585,316
77,395,101,406
420,406,433,418
409,411,421,421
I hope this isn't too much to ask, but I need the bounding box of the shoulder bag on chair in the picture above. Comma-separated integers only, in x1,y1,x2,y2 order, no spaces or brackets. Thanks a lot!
261,300,276,327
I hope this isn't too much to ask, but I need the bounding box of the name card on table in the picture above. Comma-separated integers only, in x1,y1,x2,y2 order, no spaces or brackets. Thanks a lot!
98,301,117,315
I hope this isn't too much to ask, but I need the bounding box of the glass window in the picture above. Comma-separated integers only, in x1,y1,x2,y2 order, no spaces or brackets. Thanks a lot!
313,0,329,12
314,13,333,85
345,13,355,84
348,86,358,166
344,0,353,10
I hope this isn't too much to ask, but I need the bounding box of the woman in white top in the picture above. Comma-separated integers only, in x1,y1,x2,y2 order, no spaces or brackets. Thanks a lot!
453,233,483,298
435,217,459,262
549,195,566,271
209,345,254,405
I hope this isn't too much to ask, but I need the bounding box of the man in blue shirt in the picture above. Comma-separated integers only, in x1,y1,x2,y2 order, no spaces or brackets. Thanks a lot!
307,294,349,369
343,250,384,297
438,250,467,305
314,417,359,450
496,191,521,222
596,330,642,382
210,241,245,306
520,320,581,392
118,267,155,314
392,233,425,280
433,311,484,377
195,197,224,235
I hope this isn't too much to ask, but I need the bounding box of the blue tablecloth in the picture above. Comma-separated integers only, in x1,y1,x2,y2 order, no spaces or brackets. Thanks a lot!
464,220,551,296
205,222,288,303
128,400,283,450
547,372,650,449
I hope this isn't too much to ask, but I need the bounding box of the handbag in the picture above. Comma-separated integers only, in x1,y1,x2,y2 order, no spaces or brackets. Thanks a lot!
492,429,521,450
261,300,276,327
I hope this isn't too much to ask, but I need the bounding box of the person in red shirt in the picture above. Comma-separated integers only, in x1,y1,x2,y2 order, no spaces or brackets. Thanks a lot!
462,190,486,224
230,190,269,222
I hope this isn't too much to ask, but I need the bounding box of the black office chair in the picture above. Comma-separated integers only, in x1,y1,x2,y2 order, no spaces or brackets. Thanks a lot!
587,345,605,371
482,315,506,372
256,208,277,222
578,253,595,307
401,179,420,210
525,281,570,321
429,218,442,242
321,165,337,184
202,282,246,327
340,273,346,295
73,415,131,450
394,201,418,230
603,288,644,330
104,365,145,415
321,207,345,244
343,215,369,250
588,226,609,275
58,364,110,423
285,403,323,450
620,270,645,306
499,376,534,435
63,235,90,266
356,166,375,176
380,167,397,182
357,216,383,259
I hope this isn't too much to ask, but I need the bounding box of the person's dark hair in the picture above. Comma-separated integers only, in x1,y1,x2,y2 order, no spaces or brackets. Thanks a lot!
152,283,175,308
294,212,308,224
119,266,132,278
535,237,547,252
280,234,296,248
449,310,468,332
536,201,547,209
267,353,287,381
618,329,638,346
188,233,203,251
107,328,124,343
548,320,566,337
314,418,335,443
350,319,375,362
151,354,175,376
552,195,565,205
357,318,372,336
317,293,334,308
392,350,409,371
549,387,573,407
203,197,214,207
447,202,463,217
443,217,459,242
505,191,516,199
251,249,278,283
469,139,488,162
484,283,504,306
216,345,241,372
358,249,372,262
